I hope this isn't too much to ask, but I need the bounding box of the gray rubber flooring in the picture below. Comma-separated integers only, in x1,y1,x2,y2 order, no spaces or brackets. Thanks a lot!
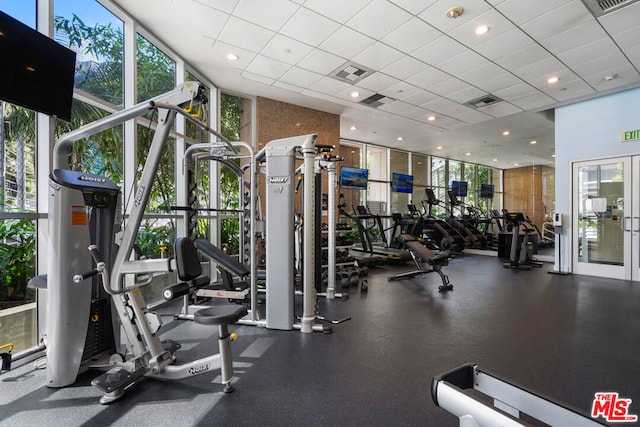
1,253,639,426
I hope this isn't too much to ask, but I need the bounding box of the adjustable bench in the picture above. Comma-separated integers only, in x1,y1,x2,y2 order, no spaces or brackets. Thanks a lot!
388,234,453,292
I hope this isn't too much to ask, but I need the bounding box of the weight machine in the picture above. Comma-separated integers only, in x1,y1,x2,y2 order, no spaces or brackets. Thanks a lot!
45,82,247,403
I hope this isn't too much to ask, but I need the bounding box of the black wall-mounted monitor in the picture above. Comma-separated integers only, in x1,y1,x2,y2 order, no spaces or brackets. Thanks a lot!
339,166,369,190
0,10,76,121
450,180,468,197
391,172,413,193
480,183,495,199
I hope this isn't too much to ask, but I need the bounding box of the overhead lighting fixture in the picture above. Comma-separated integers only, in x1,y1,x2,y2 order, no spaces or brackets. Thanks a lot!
552,154,556,158
397,137,404,141
603,74,616,81
226,53,239,61
547,76,560,84
465,152,471,156
351,91,360,98
446,6,464,18
502,130,510,136
25,66,36,72
530,140,537,145
493,158,498,162
514,163,519,166
350,126,357,131
436,146,443,150
427,115,436,121
475,25,490,35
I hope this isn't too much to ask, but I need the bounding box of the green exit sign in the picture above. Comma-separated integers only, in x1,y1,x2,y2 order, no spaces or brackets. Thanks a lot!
621,129,640,142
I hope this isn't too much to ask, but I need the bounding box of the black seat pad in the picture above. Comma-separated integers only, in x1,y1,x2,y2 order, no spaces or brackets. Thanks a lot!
193,305,248,325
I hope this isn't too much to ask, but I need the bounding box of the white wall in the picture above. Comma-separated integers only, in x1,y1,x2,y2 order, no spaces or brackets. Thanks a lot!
555,86,640,272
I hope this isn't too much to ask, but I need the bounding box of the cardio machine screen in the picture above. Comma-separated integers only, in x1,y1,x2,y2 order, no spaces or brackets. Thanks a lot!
480,184,494,199
340,167,369,190
450,180,468,197
391,173,413,193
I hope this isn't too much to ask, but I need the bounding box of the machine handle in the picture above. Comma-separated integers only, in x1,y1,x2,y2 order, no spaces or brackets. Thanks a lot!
634,217,640,232
623,216,632,232
88,244,104,264
73,269,101,283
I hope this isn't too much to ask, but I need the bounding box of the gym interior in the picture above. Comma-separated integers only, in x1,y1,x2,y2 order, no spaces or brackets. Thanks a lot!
1,1,640,426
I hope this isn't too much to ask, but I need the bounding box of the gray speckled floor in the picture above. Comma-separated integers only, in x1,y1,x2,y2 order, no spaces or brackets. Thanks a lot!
1,254,639,426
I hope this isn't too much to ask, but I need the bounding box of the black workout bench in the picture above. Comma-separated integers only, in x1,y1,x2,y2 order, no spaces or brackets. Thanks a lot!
388,234,453,292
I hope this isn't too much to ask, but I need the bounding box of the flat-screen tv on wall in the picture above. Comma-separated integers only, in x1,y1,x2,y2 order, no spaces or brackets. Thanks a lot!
340,166,369,190
0,10,76,121
391,172,413,193
450,180,468,197
480,183,495,199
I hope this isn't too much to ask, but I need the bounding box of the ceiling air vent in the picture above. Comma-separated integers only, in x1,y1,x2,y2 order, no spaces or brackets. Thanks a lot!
331,62,374,84
580,0,640,17
466,95,503,109
359,93,395,109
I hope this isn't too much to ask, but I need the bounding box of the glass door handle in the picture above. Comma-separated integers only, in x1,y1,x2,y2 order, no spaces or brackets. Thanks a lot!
634,217,640,232
623,216,632,231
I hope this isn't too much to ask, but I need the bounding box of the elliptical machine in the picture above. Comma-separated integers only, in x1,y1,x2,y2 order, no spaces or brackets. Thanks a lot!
502,212,543,270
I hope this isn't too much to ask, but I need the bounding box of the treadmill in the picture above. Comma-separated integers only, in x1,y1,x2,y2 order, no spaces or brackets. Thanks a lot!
345,205,413,263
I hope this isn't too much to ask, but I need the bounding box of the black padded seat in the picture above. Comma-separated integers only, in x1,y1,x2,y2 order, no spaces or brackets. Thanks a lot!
193,305,248,326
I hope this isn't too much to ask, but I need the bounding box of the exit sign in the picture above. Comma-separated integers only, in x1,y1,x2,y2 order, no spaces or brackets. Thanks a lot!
621,129,640,142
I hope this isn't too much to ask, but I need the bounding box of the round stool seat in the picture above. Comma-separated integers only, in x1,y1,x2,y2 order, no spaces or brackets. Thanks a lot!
193,305,247,326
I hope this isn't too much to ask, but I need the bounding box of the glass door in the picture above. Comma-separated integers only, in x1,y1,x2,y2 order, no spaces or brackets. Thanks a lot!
573,157,630,279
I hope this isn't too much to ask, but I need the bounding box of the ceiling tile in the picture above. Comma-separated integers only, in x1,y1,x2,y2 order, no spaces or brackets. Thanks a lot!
357,72,401,92
473,28,534,60
309,76,353,95
352,42,405,70
520,1,593,41
336,86,377,102
437,50,491,76
297,49,346,74
447,86,488,104
241,70,276,85
447,8,515,48
388,0,437,14
541,20,608,55
495,0,577,25
211,41,257,69
557,37,619,67
508,91,556,110
493,83,540,101
494,43,549,71
428,77,471,98
381,55,428,80
380,81,422,100
280,7,341,46
381,17,441,54
512,57,566,82
244,55,292,80
418,0,492,33
189,4,230,39
478,101,523,118
233,0,300,31
217,16,275,52
193,0,239,14
346,0,412,39
273,80,305,93
303,0,372,24
278,66,324,88
320,26,375,60
406,67,450,88
401,90,438,106
598,1,640,35
474,72,523,94
378,101,417,114
570,51,633,79
611,26,640,54
261,34,314,65
582,64,640,90
411,36,466,66
542,78,595,101
450,107,493,124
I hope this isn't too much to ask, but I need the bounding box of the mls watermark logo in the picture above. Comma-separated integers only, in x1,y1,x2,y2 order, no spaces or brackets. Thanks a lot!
591,392,638,423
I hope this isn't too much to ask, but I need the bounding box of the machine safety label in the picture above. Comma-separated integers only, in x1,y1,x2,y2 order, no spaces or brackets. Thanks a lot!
71,205,88,226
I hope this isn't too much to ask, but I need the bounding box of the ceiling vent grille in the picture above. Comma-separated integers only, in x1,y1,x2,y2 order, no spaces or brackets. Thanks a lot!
331,62,374,84
580,0,640,17
465,95,503,109
359,93,395,108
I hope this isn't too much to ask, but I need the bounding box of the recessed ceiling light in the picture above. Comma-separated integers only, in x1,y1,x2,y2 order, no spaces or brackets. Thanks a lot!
397,136,404,141
603,74,616,81
552,154,556,158
465,152,471,156
436,146,443,150
547,76,560,84
295,122,301,127
514,163,519,166
502,130,510,136
493,158,498,162
351,150,356,154
475,25,490,35
226,53,239,61
350,126,357,131
530,140,537,145
427,115,436,121
350,91,360,98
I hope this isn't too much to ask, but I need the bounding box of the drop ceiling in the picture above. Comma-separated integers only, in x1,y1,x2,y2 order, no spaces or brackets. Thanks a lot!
110,0,640,168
